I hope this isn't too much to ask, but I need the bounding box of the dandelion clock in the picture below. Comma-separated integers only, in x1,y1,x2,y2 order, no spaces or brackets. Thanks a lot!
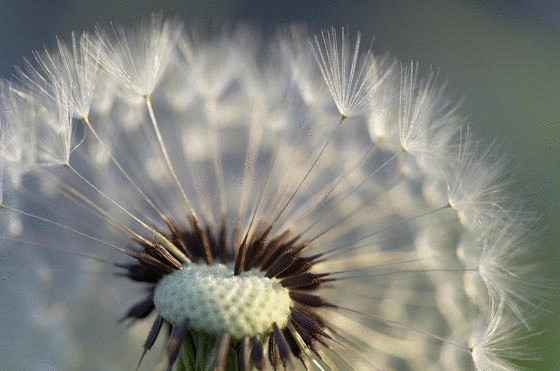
0,14,550,371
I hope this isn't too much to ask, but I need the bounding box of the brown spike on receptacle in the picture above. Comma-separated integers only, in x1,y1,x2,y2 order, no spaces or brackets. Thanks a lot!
236,225,273,274
151,241,182,269
218,218,228,262
119,295,155,323
260,236,301,271
214,331,231,371
289,307,333,357
289,292,336,308
160,217,187,251
272,323,291,367
251,337,265,371
243,232,267,270
290,307,331,347
164,319,189,371
116,255,171,284
137,315,164,370
191,215,213,264
164,216,194,259
290,316,320,357
119,248,174,274
282,328,306,368
276,253,321,279
234,235,249,275
246,226,278,267
239,337,251,371
268,331,280,370
265,250,297,278
281,272,333,290
132,234,157,249
246,229,290,270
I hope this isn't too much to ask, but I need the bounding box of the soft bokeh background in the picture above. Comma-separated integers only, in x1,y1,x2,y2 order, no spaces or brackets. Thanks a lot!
1,0,558,369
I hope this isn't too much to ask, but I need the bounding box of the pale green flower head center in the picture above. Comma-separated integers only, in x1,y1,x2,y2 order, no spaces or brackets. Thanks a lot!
153,264,292,339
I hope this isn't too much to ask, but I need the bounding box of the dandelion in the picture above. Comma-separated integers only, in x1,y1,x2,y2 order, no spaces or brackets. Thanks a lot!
0,16,549,371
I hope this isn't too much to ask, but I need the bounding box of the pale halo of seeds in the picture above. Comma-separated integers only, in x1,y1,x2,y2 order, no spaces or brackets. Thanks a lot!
0,14,549,371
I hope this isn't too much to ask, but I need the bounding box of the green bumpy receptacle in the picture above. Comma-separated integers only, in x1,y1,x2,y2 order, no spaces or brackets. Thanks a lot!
154,264,292,339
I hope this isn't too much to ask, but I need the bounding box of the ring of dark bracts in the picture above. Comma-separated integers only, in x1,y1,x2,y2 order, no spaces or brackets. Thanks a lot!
117,215,335,371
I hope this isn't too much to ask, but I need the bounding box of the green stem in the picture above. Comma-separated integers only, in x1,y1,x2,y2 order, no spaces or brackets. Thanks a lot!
175,331,241,371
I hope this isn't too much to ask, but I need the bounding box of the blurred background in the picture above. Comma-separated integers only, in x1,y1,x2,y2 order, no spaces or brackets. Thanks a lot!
0,0,558,369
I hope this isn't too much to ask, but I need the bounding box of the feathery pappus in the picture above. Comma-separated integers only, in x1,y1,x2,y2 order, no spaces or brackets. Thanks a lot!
0,14,549,371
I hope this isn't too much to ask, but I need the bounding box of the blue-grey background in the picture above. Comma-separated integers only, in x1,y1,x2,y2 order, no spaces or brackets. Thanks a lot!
1,0,559,369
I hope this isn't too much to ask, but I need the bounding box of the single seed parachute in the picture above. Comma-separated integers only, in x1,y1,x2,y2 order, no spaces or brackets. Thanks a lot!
0,14,549,371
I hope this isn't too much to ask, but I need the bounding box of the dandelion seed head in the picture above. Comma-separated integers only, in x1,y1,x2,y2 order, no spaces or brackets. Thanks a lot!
0,16,550,371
